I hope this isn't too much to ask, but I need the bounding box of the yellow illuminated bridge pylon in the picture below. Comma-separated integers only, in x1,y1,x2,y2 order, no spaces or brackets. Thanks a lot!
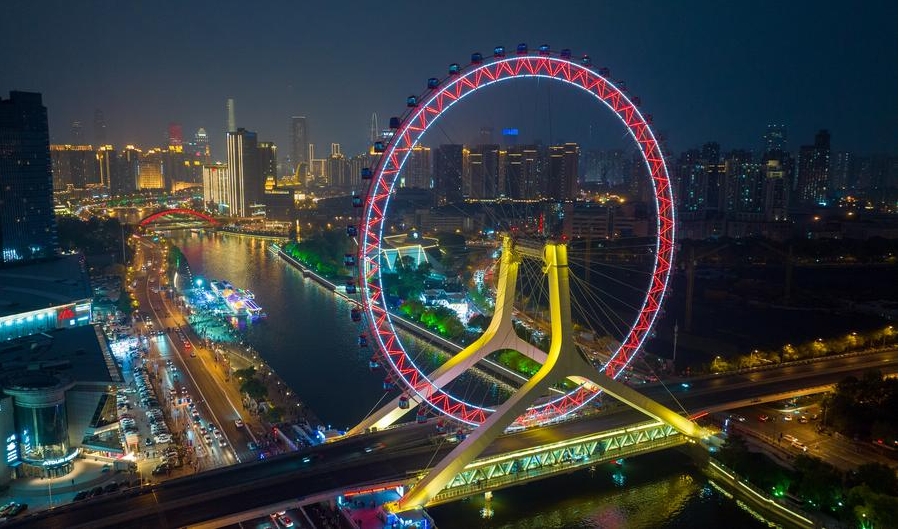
352,235,706,509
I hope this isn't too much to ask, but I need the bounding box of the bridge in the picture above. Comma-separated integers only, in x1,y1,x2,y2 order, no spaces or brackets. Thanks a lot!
14,349,895,529
138,208,219,227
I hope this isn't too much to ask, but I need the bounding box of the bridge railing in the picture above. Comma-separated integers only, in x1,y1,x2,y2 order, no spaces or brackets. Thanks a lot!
427,421,686,506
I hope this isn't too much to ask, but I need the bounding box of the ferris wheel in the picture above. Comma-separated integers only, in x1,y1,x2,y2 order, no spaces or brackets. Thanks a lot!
352,44,674,431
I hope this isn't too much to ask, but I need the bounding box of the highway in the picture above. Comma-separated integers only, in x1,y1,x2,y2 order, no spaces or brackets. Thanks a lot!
10,347,895,529
134,238,259,469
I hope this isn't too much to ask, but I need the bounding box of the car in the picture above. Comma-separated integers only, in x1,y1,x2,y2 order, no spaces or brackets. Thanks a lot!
103,482,120,493
234,419,244,428
247,442,259,451
155,434,173,444
151,463,169,475
73,491,89,501
203,434,212,445
7,503,27,516
799,415,809,424
783,414,793,422
199,426,208,435
219,438,227,448
732,414,746,423
364,442,386,453
213,430,223,439
276,514,294,527
758,414,770,422
145,437,154,447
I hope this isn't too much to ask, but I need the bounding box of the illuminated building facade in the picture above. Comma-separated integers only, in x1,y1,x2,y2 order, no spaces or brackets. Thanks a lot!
202,163,233,215
137,156,164,190
50,144,99,191
226,128,262,217
0,91,58,264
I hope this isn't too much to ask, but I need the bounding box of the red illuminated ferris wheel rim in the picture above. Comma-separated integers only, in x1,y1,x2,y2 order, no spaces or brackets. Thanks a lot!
358,51,674,427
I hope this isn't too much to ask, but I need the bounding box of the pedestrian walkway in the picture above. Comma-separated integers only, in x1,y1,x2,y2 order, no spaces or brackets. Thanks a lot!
0,458,131,513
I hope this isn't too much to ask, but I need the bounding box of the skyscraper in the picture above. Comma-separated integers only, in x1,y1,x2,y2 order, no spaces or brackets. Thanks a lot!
434,144,464,205
290,116,309,173
465,144,500,199
502,145,540,199
763,124,786,156
0,91,58,263
70,120,84,143
50,145,99,190
168,123,183,148
226,128,261,216
545,143,580,201
226,99,236,132
796,130,831,206
93,109,107,145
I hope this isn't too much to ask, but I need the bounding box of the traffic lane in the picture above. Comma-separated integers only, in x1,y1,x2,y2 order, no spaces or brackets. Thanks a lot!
23,443,452,529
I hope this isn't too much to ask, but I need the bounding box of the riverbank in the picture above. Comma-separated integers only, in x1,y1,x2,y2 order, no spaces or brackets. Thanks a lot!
274,244,535,393
169,237,330,447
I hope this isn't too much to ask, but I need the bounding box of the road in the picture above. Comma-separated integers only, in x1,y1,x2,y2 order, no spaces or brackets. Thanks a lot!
11,347,895,529
134,238,259,469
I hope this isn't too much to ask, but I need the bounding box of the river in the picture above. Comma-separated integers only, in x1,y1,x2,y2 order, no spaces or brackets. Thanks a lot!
171,231,766,528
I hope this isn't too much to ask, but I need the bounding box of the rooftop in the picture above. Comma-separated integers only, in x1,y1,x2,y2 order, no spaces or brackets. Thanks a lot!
0,324,118,385
0,255,92,318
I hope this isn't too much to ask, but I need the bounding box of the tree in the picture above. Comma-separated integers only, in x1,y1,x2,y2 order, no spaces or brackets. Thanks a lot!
240,378,268,401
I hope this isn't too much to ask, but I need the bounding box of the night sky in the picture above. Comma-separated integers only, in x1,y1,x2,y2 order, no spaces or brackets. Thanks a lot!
1,0,896,159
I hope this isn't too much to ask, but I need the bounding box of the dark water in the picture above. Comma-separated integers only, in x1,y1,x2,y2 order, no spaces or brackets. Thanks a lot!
172,232,765,529
429,452,765,529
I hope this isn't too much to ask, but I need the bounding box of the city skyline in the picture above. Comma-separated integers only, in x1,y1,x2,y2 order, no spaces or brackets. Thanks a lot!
1,1,896,159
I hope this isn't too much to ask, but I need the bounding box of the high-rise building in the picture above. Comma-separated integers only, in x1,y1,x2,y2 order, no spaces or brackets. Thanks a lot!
70,120,84,143
831,151,854,197
796,129,830,206
96,145,115,191
93,109,107,145
465,144,500,199
545,143,580,201
168,123,183,148
195,128,209,159
137,155,164,190
50,145,99,190
226,99,236,132
326,143,350,189
226,128,261,217
763,124,786,156
258,142,278,182
202,163,232,215
0,91,58,263
764,159,788,221
290,116,309,172
722,150,763,216
502,145,540,199
402,146,431,189
434,144,464,205
115,145,141,196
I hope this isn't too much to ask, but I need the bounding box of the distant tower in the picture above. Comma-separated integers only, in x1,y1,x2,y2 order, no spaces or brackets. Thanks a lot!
370,113,379,143
226,99,236,132
763,124,787,155
71,120,84,144
290,116,309,171
93,109,107,145
168,123,183,148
